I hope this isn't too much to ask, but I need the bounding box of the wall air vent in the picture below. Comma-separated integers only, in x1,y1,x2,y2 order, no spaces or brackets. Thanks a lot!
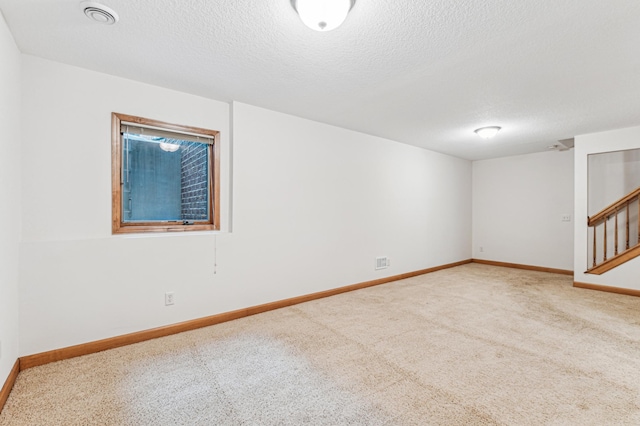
548,138,574,152
81,1,119,25
375,256,390,270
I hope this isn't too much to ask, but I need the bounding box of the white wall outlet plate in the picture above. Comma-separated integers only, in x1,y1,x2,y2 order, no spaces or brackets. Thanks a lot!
165,292,175,306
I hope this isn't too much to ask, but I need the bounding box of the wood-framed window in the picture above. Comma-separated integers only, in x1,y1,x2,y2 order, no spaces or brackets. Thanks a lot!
111,113,220,234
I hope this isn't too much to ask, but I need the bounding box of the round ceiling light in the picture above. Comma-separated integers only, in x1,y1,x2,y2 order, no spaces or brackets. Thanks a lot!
80,1,119,25
291,0,356,32
474,126,501,139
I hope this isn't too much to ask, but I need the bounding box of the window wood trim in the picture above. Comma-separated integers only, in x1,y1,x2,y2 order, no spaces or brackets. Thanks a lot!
111,112,220,234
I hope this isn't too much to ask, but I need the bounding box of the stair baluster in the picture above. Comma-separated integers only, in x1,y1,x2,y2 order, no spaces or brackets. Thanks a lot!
626,203,630,250
615,210,619,256
593,227,597,268
603,216,607,262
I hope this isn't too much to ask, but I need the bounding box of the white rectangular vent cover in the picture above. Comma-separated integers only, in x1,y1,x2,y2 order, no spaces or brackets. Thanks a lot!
375,256,390,270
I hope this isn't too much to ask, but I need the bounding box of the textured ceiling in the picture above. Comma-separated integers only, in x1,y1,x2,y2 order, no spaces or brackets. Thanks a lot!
1,0,639,160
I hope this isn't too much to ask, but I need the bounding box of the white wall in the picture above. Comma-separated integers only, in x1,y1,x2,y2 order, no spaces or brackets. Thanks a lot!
472,150,574,270
575,126,640,291
230,103,472,302
19,55,231,355
0,12,21,383
19,57,472,356
587,148,640,216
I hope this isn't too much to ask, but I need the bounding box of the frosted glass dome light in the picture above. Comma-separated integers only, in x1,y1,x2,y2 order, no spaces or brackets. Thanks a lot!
474,126,501,139
291,0,355,32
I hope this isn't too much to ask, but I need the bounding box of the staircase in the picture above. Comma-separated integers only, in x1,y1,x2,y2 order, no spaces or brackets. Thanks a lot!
587,186,640,274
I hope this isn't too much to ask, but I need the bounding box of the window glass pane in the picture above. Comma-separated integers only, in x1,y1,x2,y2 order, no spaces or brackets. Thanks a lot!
122,133,210,223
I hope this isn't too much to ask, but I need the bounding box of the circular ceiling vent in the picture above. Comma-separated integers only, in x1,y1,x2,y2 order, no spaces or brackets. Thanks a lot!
80,1,119,25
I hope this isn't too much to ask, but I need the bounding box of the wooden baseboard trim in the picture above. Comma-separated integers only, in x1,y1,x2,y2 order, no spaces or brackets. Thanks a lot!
19,259,472,371
573,281,640,297
0,359,20,414
472,259,573,276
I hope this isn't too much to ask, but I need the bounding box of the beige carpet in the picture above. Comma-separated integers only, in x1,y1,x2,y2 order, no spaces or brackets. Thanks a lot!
2,264,640,425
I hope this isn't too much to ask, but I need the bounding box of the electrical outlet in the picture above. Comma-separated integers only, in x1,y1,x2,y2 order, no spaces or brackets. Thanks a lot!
165,292,175,306
561,214,572,222
479,246,484,253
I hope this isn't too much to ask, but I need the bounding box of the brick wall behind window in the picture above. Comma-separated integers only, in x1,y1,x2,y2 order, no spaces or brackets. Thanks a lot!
180,142,209,220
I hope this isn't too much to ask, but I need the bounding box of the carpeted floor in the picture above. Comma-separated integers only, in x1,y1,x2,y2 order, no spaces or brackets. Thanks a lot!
2,264,640,425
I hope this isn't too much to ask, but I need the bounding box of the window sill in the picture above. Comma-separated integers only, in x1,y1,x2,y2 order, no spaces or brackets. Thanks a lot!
113,224,217,234
114,229,225,239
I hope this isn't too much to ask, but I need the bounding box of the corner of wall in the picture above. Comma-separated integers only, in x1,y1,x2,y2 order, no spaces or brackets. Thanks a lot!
0,7,22,400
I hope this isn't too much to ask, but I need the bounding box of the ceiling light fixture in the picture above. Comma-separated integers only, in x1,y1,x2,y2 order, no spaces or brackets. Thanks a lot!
80,1,119,25
291,0,356,32
474,126,501,139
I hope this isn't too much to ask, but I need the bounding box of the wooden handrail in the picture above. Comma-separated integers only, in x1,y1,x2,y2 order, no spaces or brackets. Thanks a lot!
588,186,640,226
